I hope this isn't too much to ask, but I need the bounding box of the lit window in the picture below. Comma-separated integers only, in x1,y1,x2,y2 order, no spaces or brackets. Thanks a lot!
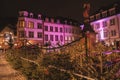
37,32,42,38
37,23,42,29
19,20,25,27
110,18,115,26
28,22,34,28
65,36,67,40
29,31,34,38
72,37,74,41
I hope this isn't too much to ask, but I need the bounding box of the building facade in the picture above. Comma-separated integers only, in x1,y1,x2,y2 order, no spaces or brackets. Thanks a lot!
17,11,81,47
0,24,16,49
86,3,120,46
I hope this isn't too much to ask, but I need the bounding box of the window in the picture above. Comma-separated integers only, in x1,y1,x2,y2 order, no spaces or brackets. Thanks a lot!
104,32,108,38
50,35,54,41
72,37,74,41
109,8,115,15
19,31,25,38
111,30,116,36
19,20,25,27
90,16,94,21
37,32,42,38
103,21,107,27
96,23,100,29
102,11,107,17
96,14,100,19
65,36,67,40
28,22,34,28
55,35,58,41
45,35,48,41
45,26,48,31
72,29,75,34
50,26,53,32
110,18,115,26
68,28,72,33
29,31,34,38
37,23,42,29
55,27,58,32
65,28,68,33
60,28,63,32
60,35,63,41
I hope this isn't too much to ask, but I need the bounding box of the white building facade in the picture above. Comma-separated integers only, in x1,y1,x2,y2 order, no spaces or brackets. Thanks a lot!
17,11,81,47
89,4,120,46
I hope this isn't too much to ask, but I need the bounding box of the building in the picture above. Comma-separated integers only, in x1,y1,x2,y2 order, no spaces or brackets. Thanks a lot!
81,3,120,47
0,24,16,49
17,11,82,47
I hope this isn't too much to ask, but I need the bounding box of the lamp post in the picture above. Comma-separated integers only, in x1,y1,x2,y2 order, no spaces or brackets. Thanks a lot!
85,31,89,57
82,3,90,57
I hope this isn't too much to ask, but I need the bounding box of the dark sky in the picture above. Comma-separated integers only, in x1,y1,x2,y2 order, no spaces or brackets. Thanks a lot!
0,0,120,22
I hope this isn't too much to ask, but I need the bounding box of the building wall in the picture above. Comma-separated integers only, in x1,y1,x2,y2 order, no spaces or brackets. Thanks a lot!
0,26,15,49
89,4,120,46
17,11,81,46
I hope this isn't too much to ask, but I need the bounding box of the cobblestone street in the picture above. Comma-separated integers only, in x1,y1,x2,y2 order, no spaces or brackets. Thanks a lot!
0,53,26,80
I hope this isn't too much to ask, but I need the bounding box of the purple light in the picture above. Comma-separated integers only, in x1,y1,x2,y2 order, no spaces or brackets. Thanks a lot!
103,51,112,55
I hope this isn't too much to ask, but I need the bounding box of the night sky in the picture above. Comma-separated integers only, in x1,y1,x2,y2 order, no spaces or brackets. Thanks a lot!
0,0,120,22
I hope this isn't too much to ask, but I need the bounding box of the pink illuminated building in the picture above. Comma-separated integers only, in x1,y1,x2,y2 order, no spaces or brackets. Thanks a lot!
17,11,81,47
81,3,120,46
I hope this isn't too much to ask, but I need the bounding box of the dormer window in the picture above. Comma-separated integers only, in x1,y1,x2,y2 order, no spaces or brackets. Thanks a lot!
64,20,67,24
57,19,60,23
90,16,94,21
102,11,107,17
38,14,41,19
45,18,49,22
70,21,72,25
96,13,100,20
51,18,54,23
30,13,33,18
109,8,115,16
